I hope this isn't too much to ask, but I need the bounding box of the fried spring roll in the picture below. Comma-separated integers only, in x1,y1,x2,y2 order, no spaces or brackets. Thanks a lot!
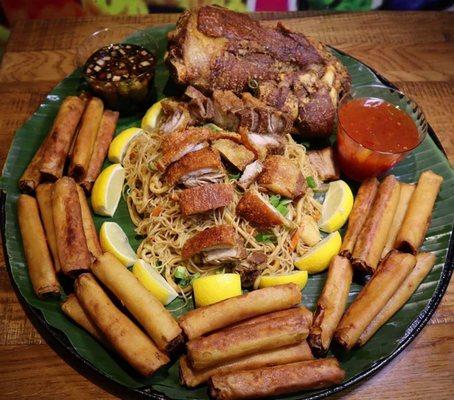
19,134,52,194
91,252,183,354
69,97,104,181
80,110,119,193
75,273,169,376
352,175,401,274
52,177,92,277
334,251,416,350
308,256,353,356
358,252,436,346
180,342,313,388
179,284,302,340
17,194,60,299
381,183,415,259
209,358,345,400
76,185,102,258
187,311,310,370
394,170,443,255
340,178,379,258
39,96,86,181
228,306,312,331
61,294,104,342
35,183,61,273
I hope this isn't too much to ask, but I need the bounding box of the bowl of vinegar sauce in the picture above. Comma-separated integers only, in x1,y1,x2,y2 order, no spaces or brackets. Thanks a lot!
336,85,427,181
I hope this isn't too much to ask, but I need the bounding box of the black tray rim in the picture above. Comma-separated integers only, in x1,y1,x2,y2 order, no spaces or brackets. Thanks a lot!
1,47,453,400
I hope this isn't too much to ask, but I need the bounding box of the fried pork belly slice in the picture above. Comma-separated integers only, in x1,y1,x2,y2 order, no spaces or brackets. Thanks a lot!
307,147,340,182
233,251,267,288
184,86,214,121
179,183,234,216
182,225,246,264
238,160,263,190
165,147,224,187
212,139,255,171
236,189,294,230
159,99,193,134
240,128,285,160
158,127,241,171
258,155,306,199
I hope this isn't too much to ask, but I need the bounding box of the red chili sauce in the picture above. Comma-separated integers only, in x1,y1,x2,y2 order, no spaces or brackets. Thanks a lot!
338,98,419,153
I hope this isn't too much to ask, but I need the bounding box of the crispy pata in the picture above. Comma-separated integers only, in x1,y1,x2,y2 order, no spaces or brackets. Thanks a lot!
212,139,255,171
307,147,340,181
165,148,224,187
236,189,294,230
179,183,233,216
258,155,306,198
182,225,246,264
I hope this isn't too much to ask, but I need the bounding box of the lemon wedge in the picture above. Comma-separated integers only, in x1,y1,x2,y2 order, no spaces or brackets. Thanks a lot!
99,222,137,267
91,164,125,217
258,270,308,290
294,231,342,274
318,180,354,233
108,127,143,164
141,99,165,132
193,273,242,308
132,259,178,305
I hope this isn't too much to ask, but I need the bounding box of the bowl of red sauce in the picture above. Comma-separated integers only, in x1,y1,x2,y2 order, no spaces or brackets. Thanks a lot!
336,84,428,181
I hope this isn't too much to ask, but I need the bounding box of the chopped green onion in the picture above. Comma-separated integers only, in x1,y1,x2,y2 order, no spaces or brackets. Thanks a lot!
148,161,157,171
255,232,277,243
215,268,226,275
269,194,291,216
178,279,189,287
229,172,241,180
248,79,259,90
204,123,223,132
306,176,317,189
269,195,281,208
174,266,188,280
190,272,201,284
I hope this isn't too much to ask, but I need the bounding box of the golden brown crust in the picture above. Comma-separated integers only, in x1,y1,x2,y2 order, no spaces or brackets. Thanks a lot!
52,177,92,277
351,175,401,274
334,251,416,350
236,190,285,229
75,273,169,376
17,194,61,299
339,178,379,258
258,155,305,198
180,341,313,388
178,283,302,340
39,96,86,181
394,170,443,255
76,185,102,258
80,109,118,192
165,147,223,186
308,256,353,356
208,358,345,399
179,183,234,216
187,311,310,370
212,139,255,171
182,225,236,259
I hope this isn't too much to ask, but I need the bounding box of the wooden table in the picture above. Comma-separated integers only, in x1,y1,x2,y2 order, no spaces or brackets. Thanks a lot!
0,11,453,400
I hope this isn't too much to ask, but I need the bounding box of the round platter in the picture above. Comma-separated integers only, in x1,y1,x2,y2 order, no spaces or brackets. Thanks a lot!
1,24,453,400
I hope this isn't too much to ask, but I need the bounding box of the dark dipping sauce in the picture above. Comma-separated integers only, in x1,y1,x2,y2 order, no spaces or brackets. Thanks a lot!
338,98,420,152
336,97,421,181
83,43,156,112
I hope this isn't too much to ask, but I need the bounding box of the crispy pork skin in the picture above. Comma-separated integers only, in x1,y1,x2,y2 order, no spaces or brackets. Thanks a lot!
182,225,245,263
179,183,233,216
258,155,306,199
165,147,224,187
212,139,255,171
307,147,340,181
166,6,350,138
236,190,293,230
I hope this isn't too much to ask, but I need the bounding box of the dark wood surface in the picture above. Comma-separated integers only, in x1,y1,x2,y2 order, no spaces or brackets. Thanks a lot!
0,11,453,400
